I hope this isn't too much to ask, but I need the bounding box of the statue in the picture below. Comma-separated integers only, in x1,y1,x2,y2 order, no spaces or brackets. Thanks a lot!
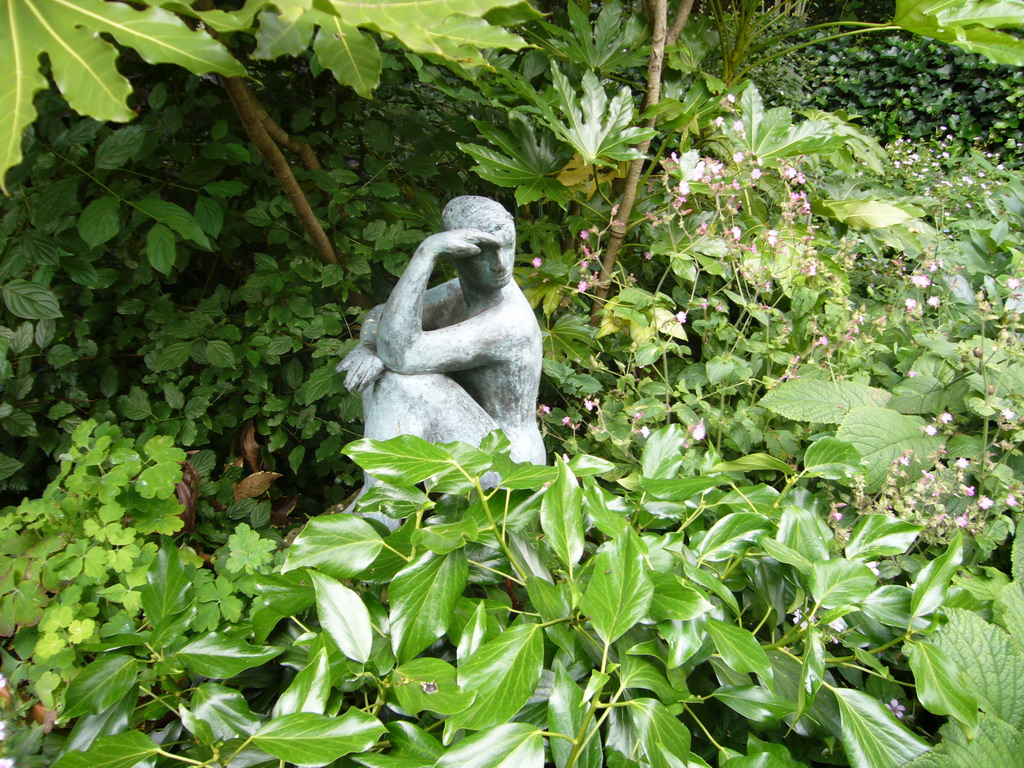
337,196,546,510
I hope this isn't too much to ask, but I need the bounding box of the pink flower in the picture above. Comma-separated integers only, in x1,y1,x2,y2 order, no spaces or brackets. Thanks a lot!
956,457,970,469
639,426,650,438
696,221,709,235
751,168,762,180
979,496,994,510
584,398,597,412
815,335,829,347
924,425,937,436
539,405,551,414
1009,277,1021,289
580,230,590,240
905,298,918,311
961,485,976,497
766,230,778,246
690,419,706,442
940,412,953,423
732,120,744,133
911,274,931,288
907,370,919,378
1002,408,1016,421
532,257,542,268
577,281,589,292
729,226,741,240
956,513,970,528
675,310,688,324
1007,494,1018,507
887,699,907,719
561,416,573,426
678,181,690,196
927,296,941,307
714,116,725,128
726,93,736,104
733,152,744,163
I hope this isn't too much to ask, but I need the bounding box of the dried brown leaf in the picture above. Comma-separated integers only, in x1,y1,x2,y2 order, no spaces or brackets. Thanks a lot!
233,471,282,501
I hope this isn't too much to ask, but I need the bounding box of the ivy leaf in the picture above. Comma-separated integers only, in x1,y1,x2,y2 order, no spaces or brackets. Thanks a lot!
0,0,243,188
540,458,585,576
579,528,653,644
626,698,692,768
435,723,544,768
906,640,979,731
345,434,456,486
910,532,963,619
706,619,773,685
252,710,386,767
389,551,467,663
282,514,383,579
845,515,923,560
811,559,876,610
52,731,160,768
63,655,139,719
803,437,864,482
391,657,475,716
444,622,544,735
177,633,284,678
548,664,601,768
273,645,331,717
834,688,930,768
310,571,372,663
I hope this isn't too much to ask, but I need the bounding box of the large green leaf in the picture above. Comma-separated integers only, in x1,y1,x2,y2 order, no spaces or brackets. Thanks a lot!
845,515,923,560
52,731,160,768
63,655,139,719
434,723,544,768
760,378,890,425
392,657,475,716
579,529,653,644
176,632,284,678
837,407,943,492
548,664,601,768
252,710,386,767
282,514,383,578
817,198,926,229
346,434,457,485
894,0,1024,64
389,551,467,663
811,559,877,610
626,698,692,768
189,683,262,742
706,619,773,684
0,0,242,188
736,86,845,160
444,622,544,735
834,688,930,768
540,458,584,576
311,12,382,99
905,713,1024,768
906,640,979,731
311,571,372,663
273,646,331,717
910,532,962,619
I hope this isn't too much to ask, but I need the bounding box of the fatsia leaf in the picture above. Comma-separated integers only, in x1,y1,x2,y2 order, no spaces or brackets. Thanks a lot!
434,723,544,768
579,529,653,644
444,622,544,736
0,0,243,188
253,8,315,59
311,571,372,663
817,198,926,229
252,710,386,767
311,13,381,99
834,688,930,768
389,551,467,663
893,0,1024,65
735,86,844,160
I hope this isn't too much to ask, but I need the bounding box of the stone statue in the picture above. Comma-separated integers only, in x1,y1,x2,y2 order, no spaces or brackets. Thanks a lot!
337,196,546,507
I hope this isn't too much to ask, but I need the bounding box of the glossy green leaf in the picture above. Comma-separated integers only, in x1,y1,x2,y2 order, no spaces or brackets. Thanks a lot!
834,688,930,768
282,514,383,578
253,8,315,59
696,512,772,562
52,731,160,768
548,664,601,768
811,559,876,610
274,646,331,717
445,622,544,735
706,619,773,684
540,458,584,575
63,655,139,719
389,551,467,663
411,518,479,554
579,529,653,644
640,475,728,501
714,685,794,722
803,437,864,482
311,571,372,663
190,682,262,742
906,640,978,731
252,709,386,767
648,571,712,621
910,532,963,618
140,544,193,632
177,632,284,678
894,0,1024,64
627,697,692,768
777,504,832,564
711,453,793,475
736,85,845,160
435,723,544,768
641,424,685,479
392,657,475,716
845,515,923,560
346,434,455,485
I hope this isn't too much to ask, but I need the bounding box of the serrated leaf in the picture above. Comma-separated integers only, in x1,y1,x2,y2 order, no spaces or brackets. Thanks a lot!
95,125,146,169
311,571,372,663
205,339,235,368
760,378,890,424
296,363,343,404
282,514,383,579
837,407,943,492
252,710,386,767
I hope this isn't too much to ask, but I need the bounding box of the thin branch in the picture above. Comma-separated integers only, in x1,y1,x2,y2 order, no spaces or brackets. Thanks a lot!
667,0,697,47
253,102,323,170
590,0,669,324
221,76,339,265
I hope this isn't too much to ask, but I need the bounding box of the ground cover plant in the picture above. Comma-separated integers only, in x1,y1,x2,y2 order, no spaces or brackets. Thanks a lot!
3,1,1024,767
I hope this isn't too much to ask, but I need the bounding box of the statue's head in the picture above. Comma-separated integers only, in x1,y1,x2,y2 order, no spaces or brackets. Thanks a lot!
442,196,516,290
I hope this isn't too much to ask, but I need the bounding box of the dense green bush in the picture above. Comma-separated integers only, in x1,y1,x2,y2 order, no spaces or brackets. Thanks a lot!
802,32,1024,150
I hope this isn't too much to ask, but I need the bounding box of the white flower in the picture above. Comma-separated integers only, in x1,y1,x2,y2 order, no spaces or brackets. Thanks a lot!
956,457,970,469
690,419,706,442
940,412,953,423
1002,408,1016,421
726,93,736,104
733,151,744,163
924,425,938,436
979,496,994,510
905,298,918,311
639,426,650,439
927,296,941,307
911,274,931,288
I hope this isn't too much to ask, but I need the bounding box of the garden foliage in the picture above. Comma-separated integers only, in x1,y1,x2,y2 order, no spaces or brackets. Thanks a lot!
2,1,1024,768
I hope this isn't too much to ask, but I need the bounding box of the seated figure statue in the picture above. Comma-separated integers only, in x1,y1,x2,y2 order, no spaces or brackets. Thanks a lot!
337,196,546,506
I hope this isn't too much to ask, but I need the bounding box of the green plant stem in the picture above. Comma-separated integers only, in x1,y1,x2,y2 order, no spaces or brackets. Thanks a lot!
470,476,529,582
684,703,728,753
156,749,205,766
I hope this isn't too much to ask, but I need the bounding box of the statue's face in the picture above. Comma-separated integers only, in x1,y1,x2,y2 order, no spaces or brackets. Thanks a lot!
459,243,514,293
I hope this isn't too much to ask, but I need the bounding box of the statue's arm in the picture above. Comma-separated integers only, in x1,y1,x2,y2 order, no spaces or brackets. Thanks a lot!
378,309,511,374
377,229,497,369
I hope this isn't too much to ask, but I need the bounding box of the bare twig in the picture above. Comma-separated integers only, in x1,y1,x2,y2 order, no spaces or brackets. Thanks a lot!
590,0,670,324
221,76,338,265
254,101,323,170
667,0,697,47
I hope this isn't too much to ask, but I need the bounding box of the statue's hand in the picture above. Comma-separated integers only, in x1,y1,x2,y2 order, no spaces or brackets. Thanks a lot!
337,347,385,393
422,228,502,261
